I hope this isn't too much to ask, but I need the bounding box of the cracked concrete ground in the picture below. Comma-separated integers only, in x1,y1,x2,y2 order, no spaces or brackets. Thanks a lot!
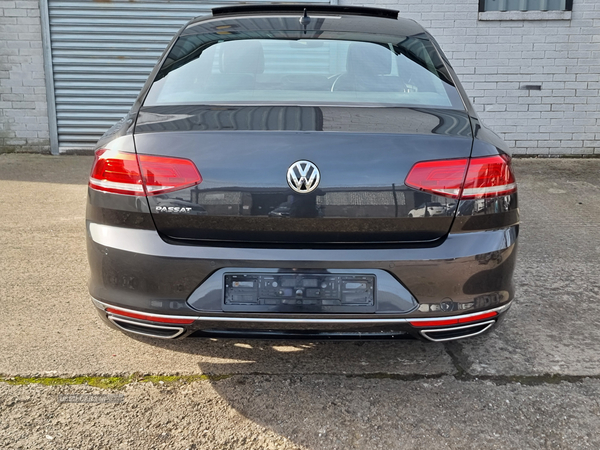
1,154,600,449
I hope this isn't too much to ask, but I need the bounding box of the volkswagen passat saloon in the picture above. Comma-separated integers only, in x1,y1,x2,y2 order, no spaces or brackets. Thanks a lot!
86,4,518,342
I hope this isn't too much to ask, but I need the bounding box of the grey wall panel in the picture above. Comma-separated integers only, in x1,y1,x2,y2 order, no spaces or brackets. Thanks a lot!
47,0,332,151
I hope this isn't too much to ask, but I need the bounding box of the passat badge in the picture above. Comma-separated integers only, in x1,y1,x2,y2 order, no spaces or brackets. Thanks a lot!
287,160,320,193
155,206,192,213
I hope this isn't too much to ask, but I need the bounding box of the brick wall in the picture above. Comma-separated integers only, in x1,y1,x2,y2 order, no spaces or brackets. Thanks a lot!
0,0,49,153
341,0,600,155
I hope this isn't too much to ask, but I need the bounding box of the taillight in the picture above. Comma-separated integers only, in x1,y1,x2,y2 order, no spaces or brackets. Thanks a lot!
138,154,202,195
405,155,516,200
89,149,144,196
404,159,468,199
89,149,202,196
461,155,516,199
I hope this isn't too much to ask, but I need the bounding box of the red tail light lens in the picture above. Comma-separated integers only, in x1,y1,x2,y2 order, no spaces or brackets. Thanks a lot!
405,155,516,200
138,154,202,195
461,155,516,199
89,149,202,196
405,159,468,199
89,149,144,196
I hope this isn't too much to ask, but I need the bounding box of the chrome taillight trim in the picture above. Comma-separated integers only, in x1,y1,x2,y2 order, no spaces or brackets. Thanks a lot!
89,177,145,194
461,183,517,198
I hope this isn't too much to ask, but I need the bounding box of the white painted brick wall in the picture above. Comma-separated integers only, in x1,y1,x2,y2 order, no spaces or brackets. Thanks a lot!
0,0,49,153
341,0,600,155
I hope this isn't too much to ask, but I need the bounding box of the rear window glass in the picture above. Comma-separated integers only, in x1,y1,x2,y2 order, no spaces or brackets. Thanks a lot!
145,33,464,109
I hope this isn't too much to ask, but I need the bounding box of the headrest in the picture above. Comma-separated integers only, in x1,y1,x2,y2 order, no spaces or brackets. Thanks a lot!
220,40,265,74
346,42,392,76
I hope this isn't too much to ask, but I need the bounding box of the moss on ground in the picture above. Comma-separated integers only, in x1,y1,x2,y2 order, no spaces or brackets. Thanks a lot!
0,374,231,389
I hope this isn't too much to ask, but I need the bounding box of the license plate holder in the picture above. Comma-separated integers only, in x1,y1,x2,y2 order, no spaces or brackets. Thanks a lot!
223,272,376,313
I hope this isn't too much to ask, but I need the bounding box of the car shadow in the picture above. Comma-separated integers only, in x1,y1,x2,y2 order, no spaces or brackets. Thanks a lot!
129,335,452,377
127,335,456,447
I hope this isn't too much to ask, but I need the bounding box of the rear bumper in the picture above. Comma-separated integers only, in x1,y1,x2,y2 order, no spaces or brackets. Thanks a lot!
87,222,517,341
92,297,511,342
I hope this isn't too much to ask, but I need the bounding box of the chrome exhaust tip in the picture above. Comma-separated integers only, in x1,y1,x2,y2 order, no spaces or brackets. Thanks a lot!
107,315,185,339
420,320,495,342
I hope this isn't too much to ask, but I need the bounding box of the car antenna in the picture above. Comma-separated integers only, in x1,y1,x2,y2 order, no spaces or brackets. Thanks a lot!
299,8,311,34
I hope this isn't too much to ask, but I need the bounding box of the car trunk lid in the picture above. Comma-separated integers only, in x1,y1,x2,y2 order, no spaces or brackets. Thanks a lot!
133,105,473,246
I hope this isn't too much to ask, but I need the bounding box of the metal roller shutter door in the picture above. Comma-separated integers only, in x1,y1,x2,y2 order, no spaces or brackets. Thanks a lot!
46,0,332,152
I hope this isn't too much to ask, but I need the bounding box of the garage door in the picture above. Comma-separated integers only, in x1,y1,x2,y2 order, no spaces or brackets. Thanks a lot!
45,0,333,152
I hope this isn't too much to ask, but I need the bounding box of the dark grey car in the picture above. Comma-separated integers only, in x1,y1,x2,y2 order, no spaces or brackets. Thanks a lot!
86,4,518,342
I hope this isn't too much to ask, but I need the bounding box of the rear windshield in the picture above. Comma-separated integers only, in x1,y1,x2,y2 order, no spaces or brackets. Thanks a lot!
144,32,464,109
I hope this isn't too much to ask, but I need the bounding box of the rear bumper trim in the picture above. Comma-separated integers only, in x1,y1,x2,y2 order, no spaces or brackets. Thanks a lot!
92,297,511,326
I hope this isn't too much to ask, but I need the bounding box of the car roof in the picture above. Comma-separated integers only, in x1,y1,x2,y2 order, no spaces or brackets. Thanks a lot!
183,4,426,38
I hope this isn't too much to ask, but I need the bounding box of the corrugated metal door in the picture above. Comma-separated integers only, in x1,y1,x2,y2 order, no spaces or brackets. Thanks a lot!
46,0,332,151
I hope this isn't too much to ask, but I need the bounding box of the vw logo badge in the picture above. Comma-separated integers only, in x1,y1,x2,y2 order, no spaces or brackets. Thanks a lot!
287,160,320,194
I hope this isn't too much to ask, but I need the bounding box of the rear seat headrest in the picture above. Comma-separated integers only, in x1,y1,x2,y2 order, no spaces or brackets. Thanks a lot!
346,42,392,76
220,40,265,74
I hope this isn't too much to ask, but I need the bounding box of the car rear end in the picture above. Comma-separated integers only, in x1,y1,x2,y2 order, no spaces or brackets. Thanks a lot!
86,5,518,341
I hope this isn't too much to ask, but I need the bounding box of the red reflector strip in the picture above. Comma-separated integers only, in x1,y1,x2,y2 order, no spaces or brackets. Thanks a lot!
411,318,459,328
106,307,195,325
409,311,498,328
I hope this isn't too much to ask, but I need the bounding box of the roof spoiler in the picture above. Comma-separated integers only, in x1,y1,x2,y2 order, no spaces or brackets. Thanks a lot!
212,4,399,20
